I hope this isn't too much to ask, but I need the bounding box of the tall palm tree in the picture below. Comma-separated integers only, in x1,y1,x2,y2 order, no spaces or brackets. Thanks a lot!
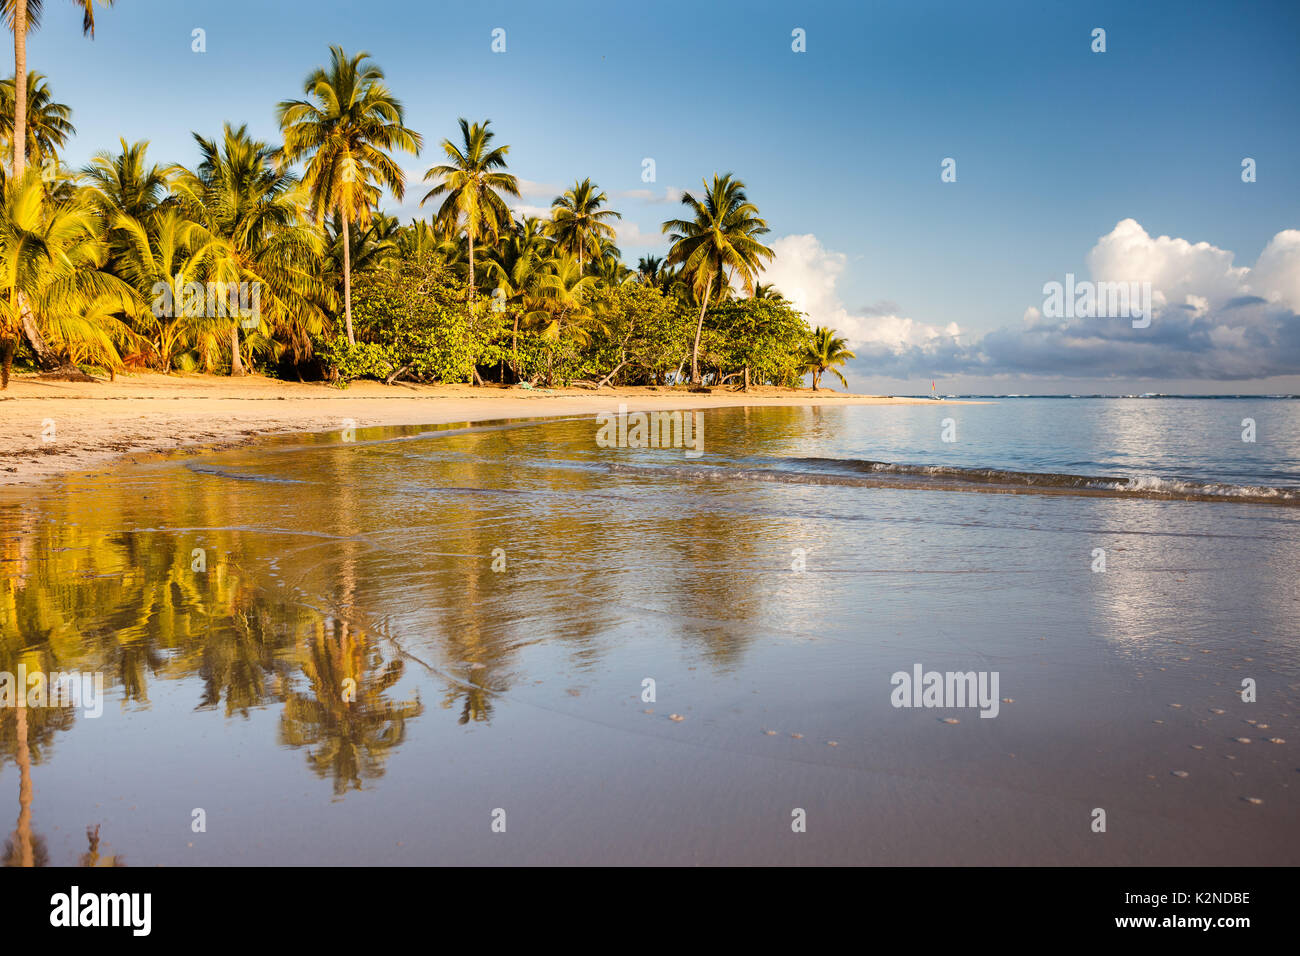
276,46,421,345
802,326,855,390
663,173,773,385
3,0,114,179
0,71,72,173
548,178,620,272
420,118,518,298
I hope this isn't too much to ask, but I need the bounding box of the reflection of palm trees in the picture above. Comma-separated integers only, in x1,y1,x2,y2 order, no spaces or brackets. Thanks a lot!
279,619,422,795
5,706,35,867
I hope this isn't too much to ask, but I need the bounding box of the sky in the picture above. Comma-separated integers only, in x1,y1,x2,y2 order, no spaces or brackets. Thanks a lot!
22,0,1300,393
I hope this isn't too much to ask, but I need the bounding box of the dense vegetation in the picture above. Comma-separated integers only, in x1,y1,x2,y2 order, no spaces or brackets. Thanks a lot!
0,20,854,391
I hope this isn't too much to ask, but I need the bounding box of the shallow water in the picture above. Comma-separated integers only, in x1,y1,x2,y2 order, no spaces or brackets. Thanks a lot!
2,401,1298,865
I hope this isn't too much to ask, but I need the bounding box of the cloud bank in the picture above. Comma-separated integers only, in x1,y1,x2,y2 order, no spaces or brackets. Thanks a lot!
763,222,1300,381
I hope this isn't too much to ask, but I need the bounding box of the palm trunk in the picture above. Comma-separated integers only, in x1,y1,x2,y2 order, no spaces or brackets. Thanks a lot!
468,232,475,297
18,292,59,370
342,213,355,345
511,312,519,378
690,278,713,386
13,0,27,180
229,326,245,375
812,370,820,391
1,338,13,388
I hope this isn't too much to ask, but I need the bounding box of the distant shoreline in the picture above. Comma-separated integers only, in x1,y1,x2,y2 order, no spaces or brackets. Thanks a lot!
0,372,979,489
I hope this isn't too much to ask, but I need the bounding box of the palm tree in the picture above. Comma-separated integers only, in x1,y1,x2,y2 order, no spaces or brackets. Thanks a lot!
0,71,73,174
420,118,518,298
663,173,774,385
481,222,549,378
752,282,788,304
802,326,855,390
276,46,421,345
548,178,620,272
172,124,325,375
3,1,114,179
636,254,662,284
81,138,175,224
532,253,601,385
0,168,136,384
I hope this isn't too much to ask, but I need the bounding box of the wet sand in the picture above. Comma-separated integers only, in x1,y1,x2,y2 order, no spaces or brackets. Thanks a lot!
0,373,965,489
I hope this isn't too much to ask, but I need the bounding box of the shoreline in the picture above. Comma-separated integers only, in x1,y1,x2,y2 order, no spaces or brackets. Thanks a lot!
0,372,976,489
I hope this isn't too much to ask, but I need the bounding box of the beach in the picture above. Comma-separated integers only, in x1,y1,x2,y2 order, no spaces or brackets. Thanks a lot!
0,373,959,489
2,397,1296,866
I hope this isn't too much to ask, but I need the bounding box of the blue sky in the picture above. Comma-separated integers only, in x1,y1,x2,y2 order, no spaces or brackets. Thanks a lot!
23,0,1300,392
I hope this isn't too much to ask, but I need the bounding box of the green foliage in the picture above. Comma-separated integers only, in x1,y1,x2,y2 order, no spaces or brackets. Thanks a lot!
585,282,692,384
702,297,814,386
324,254,504,384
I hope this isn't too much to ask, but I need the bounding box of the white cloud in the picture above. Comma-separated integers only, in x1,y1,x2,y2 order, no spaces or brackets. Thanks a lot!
759,234,959,349
613,220,662,248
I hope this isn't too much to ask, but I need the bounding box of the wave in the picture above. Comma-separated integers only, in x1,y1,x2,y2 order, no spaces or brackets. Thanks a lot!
607,457,1300,505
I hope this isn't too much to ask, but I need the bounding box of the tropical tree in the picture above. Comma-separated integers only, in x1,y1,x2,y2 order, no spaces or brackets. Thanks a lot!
801,325,855,390
0,71,73,173
662,173,774,385
636,254,662,284
532,252,600,384
420,118,518,297
0,168,135,384
172,124,325,374
276,46,421,345
3,0,114,179
81,138,175,224
548,178,620,272
752,282,788,303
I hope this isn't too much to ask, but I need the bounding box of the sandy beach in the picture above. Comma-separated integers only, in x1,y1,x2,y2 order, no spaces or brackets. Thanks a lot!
0,372,964,488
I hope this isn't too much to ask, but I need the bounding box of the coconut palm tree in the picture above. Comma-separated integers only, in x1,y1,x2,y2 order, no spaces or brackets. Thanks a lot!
532,252,601,384
420,118,518,298
3,1,114,179
802,326,855,390
0,71,72,173
276,46,422,345
662,173,773,385
0,169,136,384
172,124,325,374
548,178,620,272
752,282,788,304
109,208,216,370
636,254,662,284
81,138,175,224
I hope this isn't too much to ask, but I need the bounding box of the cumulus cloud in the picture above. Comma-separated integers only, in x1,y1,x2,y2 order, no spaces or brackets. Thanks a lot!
771,221,1300,382
758,235,960,351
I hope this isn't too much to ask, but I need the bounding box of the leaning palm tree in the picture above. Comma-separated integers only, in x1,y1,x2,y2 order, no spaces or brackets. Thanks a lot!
0,168,136,385
0,71,73,174
420,118,518,298
548,178,620,272
3,0,114,179
802,326,855,391
663,173,774,385
276,46,422,345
